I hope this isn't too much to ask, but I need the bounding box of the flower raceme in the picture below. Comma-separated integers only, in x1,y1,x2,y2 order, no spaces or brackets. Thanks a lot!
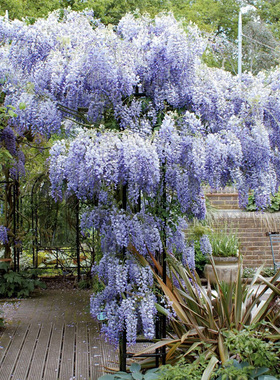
90,253,156,346
0,225,8,244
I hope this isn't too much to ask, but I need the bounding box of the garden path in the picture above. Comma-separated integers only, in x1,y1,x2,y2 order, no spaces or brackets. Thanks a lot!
0,281,118,380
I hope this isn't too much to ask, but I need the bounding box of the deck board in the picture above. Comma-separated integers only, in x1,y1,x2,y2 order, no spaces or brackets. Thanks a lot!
88,322,114,379
27,322,53,380
0,325,18,364
11,323,41,380
0,324,30,379
43,322,63,380
59,323,76,379
76,322,90,380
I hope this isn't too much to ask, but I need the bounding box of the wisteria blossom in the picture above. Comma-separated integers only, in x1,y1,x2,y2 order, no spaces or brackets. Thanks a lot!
199,235,212,256
90,253,156,345
0,225,8,244
1,10,280,345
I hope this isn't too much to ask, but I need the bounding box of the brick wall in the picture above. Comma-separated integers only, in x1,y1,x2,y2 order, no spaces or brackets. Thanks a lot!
204,187,280,268
209,210,280,269
206,187,240,210
207,193,239,209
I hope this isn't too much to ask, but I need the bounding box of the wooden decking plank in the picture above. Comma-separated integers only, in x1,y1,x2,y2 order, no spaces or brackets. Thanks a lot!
27,322,53,380
100,334,119,377
59,323,75,379
75,322,90,380
88,322,108,379
11,322,41,380
101,340,118,370
43,322,63,380
0,325,18,364
0,324,30,380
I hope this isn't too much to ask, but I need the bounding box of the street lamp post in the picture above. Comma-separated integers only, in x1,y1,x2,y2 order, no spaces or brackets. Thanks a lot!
238,11,242,82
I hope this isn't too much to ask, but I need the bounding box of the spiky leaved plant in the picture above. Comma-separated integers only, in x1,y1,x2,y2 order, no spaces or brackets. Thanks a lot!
130,245,280,376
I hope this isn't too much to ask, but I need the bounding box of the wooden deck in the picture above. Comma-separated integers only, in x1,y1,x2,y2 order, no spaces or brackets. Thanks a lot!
0,287,118,380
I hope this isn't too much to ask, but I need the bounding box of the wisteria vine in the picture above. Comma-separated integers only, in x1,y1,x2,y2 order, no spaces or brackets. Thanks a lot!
1,10,280,345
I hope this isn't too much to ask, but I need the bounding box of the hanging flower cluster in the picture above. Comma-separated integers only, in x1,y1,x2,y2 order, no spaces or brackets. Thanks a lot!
199,235,212,256
90,253,156,346
49,130,161,203
0,125,26,178
0,225,8,244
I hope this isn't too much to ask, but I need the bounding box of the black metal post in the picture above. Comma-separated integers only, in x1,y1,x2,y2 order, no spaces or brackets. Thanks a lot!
76,198,81,282
12,181,20,272
16,182,20,270
119,330,127,372
161,160,167,365
31,175,44,268
13,182,17,271
119,184,127,372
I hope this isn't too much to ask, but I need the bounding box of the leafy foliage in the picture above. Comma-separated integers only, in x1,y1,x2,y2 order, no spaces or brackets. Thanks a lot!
246,190,280,212
156,356,208,380
0,262,46,298
215,359,279,380
243,267,275,278
194,242,207,275
208,228,239,257
255,0,280,40
223,328,280,376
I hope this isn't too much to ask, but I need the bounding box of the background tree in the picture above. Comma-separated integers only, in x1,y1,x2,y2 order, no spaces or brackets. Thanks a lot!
242,20,280,74
0,0,60,21
253,0,280,40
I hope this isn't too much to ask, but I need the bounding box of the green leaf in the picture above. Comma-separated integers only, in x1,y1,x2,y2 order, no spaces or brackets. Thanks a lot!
115,372,130,376
201,356,219,380
131,373,142,380
146,369,159,374
111,372,133,379
1,150,13,159
143,373,159,380
8,109,17,118
155,303,169,316
19,102,26,110
251,367,269,377
97,375,115,380
130,363,141,373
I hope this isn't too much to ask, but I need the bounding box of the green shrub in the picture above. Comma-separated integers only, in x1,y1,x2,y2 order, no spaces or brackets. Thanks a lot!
246,190,280,212
223,328,280,376
156,357,208,380
214,359,279,380
208,228,239,257
243,267,275,278
0,262,46,298
194,240,207,275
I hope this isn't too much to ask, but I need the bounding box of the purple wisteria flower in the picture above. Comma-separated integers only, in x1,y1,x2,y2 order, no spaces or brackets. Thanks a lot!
0,226,8,244
90,252,156,346
199,235,212,256
1,126,16,156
